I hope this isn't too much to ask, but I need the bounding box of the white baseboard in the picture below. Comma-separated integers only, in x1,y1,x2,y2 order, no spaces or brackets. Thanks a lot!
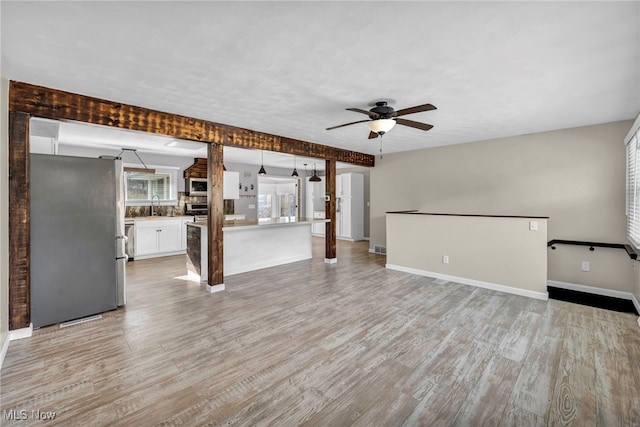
324,258,337,264
205,283,225,293
9,323,33,341
386,264,549,301
0,332,10,370
226,254,311,276
633,294,640,318
134,250,186,261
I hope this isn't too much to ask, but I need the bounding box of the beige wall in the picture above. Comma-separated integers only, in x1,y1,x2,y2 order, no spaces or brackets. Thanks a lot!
1,74,10,348
387,213,548,297
371,121,634,292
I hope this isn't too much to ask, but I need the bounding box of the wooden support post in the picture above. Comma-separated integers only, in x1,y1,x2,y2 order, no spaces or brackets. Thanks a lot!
206,143,225,293
8,112,31,330
325,159,337,263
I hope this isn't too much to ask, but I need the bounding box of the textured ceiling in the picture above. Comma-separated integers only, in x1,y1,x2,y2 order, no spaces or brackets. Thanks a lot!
2,1,639,157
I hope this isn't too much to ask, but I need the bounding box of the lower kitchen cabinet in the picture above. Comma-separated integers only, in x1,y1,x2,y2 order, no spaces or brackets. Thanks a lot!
134,219,183,259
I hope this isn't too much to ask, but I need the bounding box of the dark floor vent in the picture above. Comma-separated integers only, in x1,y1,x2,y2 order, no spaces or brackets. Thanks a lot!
548,286,638,315
373,245,387,254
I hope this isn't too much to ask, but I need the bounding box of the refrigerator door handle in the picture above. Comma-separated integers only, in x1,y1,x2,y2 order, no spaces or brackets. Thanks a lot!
116,235,128,241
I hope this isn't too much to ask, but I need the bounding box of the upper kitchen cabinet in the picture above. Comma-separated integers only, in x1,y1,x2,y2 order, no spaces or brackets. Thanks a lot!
223,171,240,200
336,173,364,241
184,158,239,199
337,173,360,198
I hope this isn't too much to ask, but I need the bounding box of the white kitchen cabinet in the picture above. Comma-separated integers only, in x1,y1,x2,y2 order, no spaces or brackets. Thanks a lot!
336,173,364,241
306,178,326,236
338,197,352,238
224,171,240,199
134,218,183,259
336,173,353,197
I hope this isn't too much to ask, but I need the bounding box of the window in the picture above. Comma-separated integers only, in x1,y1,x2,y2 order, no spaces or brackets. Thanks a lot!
257,176,299,222
124,165,178,204
625,114,640,248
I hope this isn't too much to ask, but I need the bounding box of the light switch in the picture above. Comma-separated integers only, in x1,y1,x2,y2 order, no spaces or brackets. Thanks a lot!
581,261,590,272
529,221,538,231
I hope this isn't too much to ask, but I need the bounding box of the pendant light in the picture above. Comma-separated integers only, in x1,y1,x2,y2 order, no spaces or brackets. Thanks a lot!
258,151,267,176
118,148,156,173
309,162,322,182
291,155,299,177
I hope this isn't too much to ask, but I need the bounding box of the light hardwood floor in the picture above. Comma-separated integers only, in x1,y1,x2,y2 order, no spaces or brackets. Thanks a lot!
2,239,640,426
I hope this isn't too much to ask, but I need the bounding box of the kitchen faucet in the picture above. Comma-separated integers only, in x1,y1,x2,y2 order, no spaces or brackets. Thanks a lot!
151,194,160,216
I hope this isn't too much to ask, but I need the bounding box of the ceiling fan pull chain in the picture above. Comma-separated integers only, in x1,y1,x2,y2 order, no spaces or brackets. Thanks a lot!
379,134,383,159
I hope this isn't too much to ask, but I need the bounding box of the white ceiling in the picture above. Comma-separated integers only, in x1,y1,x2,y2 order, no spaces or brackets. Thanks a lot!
2,1,639,159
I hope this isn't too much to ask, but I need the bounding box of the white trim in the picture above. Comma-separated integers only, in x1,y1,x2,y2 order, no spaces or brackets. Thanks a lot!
386,264,549,301
368,248,376,254
226,254,311,276
9,323,33,341
134,250,185,260
205,283,225,293
624,112,640,144
324,258,337,264
547,280,635,301
633,293,640,317
0,332,10,370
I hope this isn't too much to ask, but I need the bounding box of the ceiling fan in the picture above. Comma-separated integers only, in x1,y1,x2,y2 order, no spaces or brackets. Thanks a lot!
326,101,436,139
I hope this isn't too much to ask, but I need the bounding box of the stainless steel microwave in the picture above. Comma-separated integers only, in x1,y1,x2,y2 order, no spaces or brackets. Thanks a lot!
186,178,207,196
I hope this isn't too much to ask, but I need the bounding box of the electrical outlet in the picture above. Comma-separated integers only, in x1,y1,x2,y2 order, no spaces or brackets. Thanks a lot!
442,255,449,264
581,261,590,272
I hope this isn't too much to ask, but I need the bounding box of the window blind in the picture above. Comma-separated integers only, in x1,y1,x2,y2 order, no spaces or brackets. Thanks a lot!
626,115,640,248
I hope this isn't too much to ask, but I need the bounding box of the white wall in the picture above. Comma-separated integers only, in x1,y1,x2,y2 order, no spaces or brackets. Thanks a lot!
372,120,634,292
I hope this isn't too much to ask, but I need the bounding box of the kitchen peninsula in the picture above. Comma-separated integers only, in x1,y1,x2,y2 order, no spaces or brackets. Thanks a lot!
186,217,329,291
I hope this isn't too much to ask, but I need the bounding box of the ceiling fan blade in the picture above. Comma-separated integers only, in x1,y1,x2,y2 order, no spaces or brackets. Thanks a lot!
393,103,437,117
394,118,434,131
346,107,378,118
326,119,371,131
368,131,379,139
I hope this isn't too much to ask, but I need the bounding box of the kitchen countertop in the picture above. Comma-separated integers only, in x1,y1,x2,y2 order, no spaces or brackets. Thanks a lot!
187,217,330,231
126,215,195,221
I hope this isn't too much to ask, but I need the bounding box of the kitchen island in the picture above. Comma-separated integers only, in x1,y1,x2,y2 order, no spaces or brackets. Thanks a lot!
186,217,330,292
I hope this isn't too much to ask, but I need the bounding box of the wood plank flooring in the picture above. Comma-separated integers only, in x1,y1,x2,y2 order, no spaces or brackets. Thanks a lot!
2,238,639,426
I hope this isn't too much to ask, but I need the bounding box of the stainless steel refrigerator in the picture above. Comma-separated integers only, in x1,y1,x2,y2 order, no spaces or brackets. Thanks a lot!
30,154,126,328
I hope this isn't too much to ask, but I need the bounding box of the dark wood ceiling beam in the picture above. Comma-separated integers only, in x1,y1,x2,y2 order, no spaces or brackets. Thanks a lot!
9,81,375,167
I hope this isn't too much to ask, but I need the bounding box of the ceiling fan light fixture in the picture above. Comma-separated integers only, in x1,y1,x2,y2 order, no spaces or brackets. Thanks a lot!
367,119,396,134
